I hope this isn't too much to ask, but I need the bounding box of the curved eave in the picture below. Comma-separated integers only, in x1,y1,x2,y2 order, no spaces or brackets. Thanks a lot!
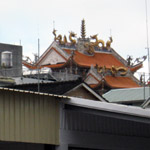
72,57,120,69
40,63,66,69
89,82,101,89
130,63,143,73
22,61,67,70
104,76,140,89
22,61,37,69
89,76,140,89
89,84,98,88
72,59,128,70
72,51,127,69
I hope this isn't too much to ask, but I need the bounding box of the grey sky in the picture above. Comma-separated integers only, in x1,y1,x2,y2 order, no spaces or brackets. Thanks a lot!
0,0,149,76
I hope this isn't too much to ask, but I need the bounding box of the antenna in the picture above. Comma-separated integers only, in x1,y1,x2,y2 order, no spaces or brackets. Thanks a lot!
37,38,40,93
19,40,21,45
53,20,55,30
37,23,40,92
145,0,150,98
110,28,112,37
145,0,150,77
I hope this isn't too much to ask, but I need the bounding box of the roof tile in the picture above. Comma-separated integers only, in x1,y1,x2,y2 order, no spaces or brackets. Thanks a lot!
105,76,140,88
73,51,125,68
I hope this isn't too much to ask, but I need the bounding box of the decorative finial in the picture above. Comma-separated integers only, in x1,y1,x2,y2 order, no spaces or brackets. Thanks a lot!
81,19,86,39
52,29,57,41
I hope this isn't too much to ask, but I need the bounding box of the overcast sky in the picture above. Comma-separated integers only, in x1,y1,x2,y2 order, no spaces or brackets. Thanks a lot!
0,0,150,77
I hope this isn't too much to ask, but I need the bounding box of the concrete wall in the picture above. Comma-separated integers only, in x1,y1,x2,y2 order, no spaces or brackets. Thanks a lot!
0,43,22,77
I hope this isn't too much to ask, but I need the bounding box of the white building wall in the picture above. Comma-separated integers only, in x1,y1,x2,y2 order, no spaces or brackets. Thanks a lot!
40,49,66,65
84,75,99,85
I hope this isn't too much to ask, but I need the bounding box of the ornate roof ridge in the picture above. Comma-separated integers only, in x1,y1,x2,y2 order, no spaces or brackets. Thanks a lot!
88,66,102,81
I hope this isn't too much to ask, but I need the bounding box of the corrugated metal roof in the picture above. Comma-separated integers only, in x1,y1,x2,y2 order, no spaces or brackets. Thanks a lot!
7,79,82,95
0,88,60,144
0,87,70,99
103,87,150,103
64,97,150,119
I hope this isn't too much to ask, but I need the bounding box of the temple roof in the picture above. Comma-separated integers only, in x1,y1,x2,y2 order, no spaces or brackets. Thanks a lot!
64,48,126,68
21,20,146,93
88,76,140,89
85,66,140,90
72,51,125,68
23,41,143,73
104,76,140,88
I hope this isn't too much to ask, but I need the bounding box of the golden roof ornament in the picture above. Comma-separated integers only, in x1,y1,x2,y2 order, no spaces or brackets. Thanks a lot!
69,32,76,45
52,29,68,45
52,29,57,41
111,66,127,76
84,42,95,55
106,37,113,50
90,34,105,48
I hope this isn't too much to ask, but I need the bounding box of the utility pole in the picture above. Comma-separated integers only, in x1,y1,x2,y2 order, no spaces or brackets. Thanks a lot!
145,0,150,77
37,38,40,93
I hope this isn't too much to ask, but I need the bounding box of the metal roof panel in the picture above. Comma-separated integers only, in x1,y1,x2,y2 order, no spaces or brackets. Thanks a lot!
103,87,150,102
